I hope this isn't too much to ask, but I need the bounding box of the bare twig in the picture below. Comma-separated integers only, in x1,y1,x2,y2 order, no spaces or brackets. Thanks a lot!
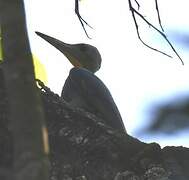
128,0,184,65
134,0,140,10
155,0,164,32
130,8,172,58
75,0,92,39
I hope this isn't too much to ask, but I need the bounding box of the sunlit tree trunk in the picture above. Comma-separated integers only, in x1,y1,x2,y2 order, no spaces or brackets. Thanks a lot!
0,1,50,180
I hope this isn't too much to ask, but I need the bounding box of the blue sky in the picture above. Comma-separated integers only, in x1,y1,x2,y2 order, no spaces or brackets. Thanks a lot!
24,0,189,147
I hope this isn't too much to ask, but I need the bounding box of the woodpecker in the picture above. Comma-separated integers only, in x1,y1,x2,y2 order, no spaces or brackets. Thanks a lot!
36,31,126,133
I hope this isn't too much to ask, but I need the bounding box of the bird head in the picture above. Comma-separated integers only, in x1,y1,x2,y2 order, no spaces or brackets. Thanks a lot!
35,32,101,73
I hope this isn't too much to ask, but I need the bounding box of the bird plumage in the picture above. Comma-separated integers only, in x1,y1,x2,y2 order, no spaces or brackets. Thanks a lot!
62,67,126,132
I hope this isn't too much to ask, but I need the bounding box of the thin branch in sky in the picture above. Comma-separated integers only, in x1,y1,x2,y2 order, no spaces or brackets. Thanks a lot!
75,0,93,39
134,0,140,10
128,0,184,65
130,7,172,58
155,0,164,32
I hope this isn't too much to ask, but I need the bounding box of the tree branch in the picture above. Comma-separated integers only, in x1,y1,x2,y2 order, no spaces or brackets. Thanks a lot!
155,0,164,32
75,0,93,39
128,0,184,65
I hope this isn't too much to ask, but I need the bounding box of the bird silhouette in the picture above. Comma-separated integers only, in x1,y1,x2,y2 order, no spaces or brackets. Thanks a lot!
36,31,126,133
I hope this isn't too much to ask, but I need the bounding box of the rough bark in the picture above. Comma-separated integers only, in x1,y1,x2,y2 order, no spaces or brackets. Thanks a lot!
0,71,189,180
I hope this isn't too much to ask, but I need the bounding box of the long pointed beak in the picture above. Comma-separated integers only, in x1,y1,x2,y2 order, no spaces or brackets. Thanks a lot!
35,31,82,67
35,31,70,52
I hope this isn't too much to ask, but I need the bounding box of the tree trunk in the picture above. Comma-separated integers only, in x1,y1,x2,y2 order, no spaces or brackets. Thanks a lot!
0,1,49,180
